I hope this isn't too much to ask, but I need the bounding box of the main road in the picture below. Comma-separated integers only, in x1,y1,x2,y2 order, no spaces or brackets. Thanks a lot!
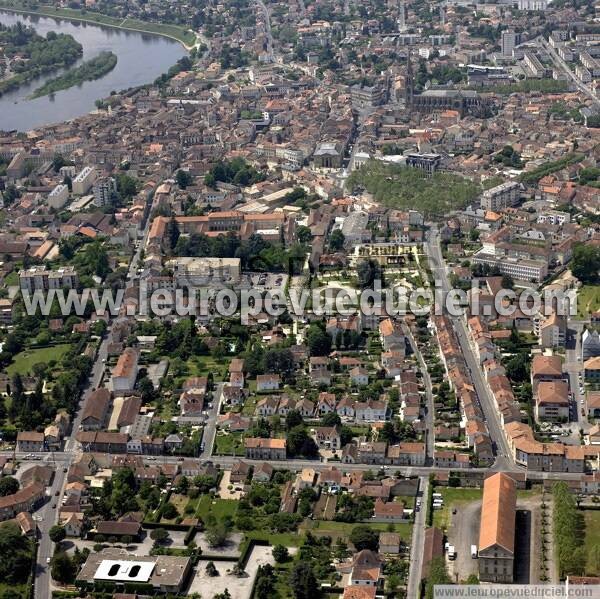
426,227,514,470
538,37,600,108
31,201,152,599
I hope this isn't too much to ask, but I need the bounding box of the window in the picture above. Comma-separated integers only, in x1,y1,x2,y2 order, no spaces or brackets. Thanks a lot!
108,564,120,577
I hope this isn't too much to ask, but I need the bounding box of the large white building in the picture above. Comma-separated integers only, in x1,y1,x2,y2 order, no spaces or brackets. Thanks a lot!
47,184,69,209
72,166,97,195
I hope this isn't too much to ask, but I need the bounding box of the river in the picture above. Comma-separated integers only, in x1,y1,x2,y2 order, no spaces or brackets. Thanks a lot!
0,9,186,131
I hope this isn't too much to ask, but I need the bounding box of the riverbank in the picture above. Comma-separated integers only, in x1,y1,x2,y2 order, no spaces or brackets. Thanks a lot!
0,2,196,49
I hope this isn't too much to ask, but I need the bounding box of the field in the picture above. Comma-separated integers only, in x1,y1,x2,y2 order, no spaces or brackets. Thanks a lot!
432,487,483,530
0,2,196,47
577,285,600,319
195,496,238,521
7,344,71,376
584,510,600,575
214,431,245,456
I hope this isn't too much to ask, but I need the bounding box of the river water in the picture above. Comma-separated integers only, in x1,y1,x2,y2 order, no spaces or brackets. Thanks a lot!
0,9,186,131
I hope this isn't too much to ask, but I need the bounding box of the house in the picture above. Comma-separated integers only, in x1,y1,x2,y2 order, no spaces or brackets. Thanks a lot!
256,396,280,417
379,318,405,352
316,392,337,415
244,438,286,460
387,442,426,466
81,388,111,430
373,498,406,522
295,468,317,491
16,431,45,452
357,441,387,465
531,354,564,389
342,587,377,599
310,366,331,386
230,461,251,484
587,392,600,419
535,380,570,422
112,348,139,395
61,512,84,537
584,356,600,382
256,374,281,392
164,434,184,451
378,532,401,554
313,425,342,450
0,483,45,521
348,549,382,587
478,472,516,583
222,385,246,406
355,400,388,422
350,366,369,386
253,462,274,482
14,511,36,537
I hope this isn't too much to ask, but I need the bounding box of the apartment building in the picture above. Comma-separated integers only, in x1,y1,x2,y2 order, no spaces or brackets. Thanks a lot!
19,265,79,292
93,177,117,207
72,166,97,195
47,184,70,209
480,181,520,211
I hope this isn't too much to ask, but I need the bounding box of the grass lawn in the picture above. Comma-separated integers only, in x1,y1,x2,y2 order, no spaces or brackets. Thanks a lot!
189,355,228,378
577,285,600,319
195,496,238,521
242,395,258,416
584,510,600,575
7,343,71,376
432,487,483,531
214,431,245,456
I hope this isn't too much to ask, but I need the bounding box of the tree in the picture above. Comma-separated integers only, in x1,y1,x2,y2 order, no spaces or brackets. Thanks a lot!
206,520,229,548
272,544,289,563
506,353,529,383
206,561,219,576
287,425,318,457
349,525,379,551
296,225,313,243
0,477,19,497
285,409,304,430
571,243,600,284
51,551,76,584
356,259,381,289
161,502,178,520
176,169,193,189
150,528,169,544
307,323,331,357
49,525,66,544
321,412,341,427
0,522,33,585
214,591,231,599
425,557,451,599
166,216,180,252
329,229,345,251
289,562,319,599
